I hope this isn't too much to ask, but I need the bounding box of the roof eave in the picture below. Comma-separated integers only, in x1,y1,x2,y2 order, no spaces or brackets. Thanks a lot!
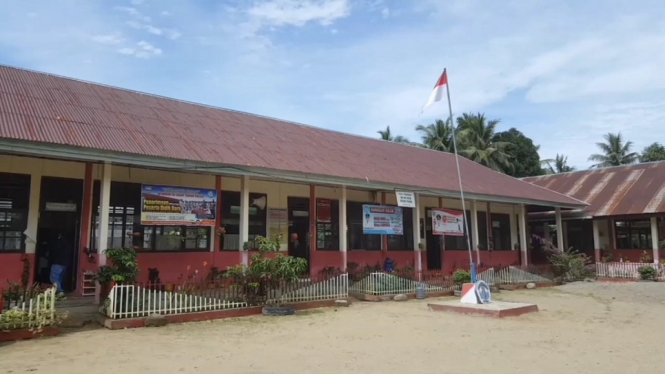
0,139,586,209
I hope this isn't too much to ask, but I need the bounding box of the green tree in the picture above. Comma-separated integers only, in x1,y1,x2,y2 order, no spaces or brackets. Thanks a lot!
456,113,513,173
492,128,543,177
415,119,454,152
542,154,576,174
639,142,665,163
377,126,411,144
588,132,638,168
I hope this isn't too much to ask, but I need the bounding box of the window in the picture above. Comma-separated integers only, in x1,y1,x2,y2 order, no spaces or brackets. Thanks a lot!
445,210,472,250
490,213,511,250
0,173,30,252
388,208,414,251
317,199,339,250
92,182,211,251
615,220,652,249
220,191,267,250
347,201,381,250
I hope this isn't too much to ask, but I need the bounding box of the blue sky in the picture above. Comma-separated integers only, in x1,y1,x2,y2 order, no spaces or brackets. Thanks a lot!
2,0,664,169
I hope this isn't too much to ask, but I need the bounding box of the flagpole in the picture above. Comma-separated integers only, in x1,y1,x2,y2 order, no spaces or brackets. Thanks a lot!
443,68,477,280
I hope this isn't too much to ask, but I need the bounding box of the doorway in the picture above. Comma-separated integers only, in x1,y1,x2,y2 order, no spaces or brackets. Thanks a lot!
425,208,442,270
35,177,83,293
288,197,310,270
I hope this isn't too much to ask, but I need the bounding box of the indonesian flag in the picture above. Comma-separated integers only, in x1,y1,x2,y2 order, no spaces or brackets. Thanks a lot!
422,69,448,112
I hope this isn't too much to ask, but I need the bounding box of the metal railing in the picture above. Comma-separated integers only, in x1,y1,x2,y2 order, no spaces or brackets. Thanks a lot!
0,286,58,331
106,273,350,319
596,262,665,280
478,265,555,285
348,270,454,296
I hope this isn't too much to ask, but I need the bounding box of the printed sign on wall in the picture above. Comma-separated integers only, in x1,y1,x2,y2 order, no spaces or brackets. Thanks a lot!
141,185,217,226
395,191,416,208
362,205,404,235
431,208,464,236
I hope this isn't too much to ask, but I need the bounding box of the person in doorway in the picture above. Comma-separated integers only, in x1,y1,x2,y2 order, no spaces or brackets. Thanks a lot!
50,233,72,294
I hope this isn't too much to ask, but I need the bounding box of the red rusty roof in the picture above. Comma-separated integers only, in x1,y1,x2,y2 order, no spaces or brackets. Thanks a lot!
0,65,583,207
524,162,665,217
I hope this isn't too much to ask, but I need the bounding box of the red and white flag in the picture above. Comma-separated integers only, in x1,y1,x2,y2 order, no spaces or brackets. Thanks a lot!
422,69,448,112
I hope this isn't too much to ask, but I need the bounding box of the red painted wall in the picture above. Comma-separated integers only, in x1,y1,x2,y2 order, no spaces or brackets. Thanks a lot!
441,251,520,274
0,254,35,289
310,251,344,275
346,251,415,270
135,251,247,284
609,249,665,263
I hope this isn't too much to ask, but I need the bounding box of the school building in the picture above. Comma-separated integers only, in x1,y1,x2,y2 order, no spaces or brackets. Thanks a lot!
0,65,585,296
524,162,665,264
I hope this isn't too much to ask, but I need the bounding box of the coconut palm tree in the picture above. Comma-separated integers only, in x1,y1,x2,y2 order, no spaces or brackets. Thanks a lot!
455,113,513,173
542,154,575,174
377,126,411,144
415,119,454,152
588,132,638,168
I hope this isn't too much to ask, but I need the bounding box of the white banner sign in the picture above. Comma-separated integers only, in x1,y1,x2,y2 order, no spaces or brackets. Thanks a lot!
431,208,464,236
395,191,416,208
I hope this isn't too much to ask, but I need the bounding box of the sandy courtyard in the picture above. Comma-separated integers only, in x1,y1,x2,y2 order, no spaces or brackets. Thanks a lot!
2,282,665,374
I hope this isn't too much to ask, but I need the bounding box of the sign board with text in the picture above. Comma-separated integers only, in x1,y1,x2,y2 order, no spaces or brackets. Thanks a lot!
395,191,416,208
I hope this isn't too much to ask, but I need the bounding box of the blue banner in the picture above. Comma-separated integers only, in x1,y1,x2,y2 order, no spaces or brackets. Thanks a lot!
362,205,403,235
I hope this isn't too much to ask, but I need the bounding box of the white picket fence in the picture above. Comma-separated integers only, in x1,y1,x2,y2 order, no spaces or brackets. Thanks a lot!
596,262,665,280
105,284,248,319
106,275,350,319
478,266,554,285
348,272,450,296
267,274,348,304
0,286,57,331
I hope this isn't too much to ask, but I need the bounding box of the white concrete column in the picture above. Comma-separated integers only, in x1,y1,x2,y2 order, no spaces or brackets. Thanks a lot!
339,186,347,271
470,200,479,251
555,207,564,251
519,204,528,265
509,205,518,251
95,163,112,304
24,172,42,254
412,193,422,272
651,217,660,264
592,220,601,262
239,175,250,265
98,163,112,266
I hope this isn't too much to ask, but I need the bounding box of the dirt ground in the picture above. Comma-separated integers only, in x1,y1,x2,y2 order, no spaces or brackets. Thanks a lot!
2,282,665,374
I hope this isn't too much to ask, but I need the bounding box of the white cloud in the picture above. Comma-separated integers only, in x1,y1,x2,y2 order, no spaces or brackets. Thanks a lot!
145,25,163,35
114,6,151,22
381,7,389,19
117,40,162,59
160,11,170,17
131,0,145,5
91,34,124,45
247,0,350,28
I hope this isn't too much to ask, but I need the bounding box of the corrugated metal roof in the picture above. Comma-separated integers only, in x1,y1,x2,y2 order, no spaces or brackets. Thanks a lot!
524,162,665,216
0,65,584,207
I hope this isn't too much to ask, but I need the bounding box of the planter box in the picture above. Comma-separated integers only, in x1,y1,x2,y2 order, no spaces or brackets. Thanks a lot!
0,327,59,342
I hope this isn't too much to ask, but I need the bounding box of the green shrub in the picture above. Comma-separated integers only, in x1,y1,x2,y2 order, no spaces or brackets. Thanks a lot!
545,243,592,281
452,269,471,285
638,266,658,281
94,247,140,285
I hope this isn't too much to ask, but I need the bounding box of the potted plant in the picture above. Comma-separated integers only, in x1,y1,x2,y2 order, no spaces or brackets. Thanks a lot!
226,236,307,315
94,247,140,302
